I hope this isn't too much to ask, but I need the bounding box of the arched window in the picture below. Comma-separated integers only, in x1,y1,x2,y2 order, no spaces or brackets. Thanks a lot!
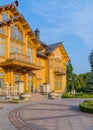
10,24,23,41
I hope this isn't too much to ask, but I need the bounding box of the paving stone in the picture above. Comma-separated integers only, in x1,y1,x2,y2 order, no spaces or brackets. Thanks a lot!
0,99,93,129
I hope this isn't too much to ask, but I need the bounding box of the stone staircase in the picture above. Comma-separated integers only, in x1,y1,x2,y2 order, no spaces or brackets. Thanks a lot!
30,93,48,102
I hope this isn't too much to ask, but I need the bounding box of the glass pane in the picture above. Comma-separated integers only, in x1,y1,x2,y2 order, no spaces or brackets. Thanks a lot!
2,13,8,20
0,44,1,56
1,38,4,43
15,75,20,82
10,24,23,41
0,73,4,76
0,38,4,56
0,28,5,34
27,48,32,63
10,47,14,53
0,79,3,87
28,76,32,91
1,44,4,56
10,42,14,47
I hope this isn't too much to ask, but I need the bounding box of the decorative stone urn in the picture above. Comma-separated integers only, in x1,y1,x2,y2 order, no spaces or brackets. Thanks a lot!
20,90,31,101
21,94,31,101
48,91,56,99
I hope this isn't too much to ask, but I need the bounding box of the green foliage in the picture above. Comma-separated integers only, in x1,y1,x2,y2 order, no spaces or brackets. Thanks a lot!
66,61,74,91
86,50,93,93
66,61,90,93
86,73,93,93
12,98,21,101
62,93,93,98
62,93,73,98
24,90,31,94
75,72,90,92
89,50,93,72
79,100,93,114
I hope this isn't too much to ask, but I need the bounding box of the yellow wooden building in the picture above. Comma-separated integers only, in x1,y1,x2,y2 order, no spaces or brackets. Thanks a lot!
0,3,69,95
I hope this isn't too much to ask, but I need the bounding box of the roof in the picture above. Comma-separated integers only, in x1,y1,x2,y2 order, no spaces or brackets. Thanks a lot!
0,3,41,49
46,42,69,62
0,3,19,16
37,51,48,58
0,14,38,40
39,40,48,47
0,3,69,62
0,14,22,28
46,42,61,54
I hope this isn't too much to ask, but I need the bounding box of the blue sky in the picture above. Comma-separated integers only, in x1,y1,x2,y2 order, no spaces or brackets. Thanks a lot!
0,0,93,74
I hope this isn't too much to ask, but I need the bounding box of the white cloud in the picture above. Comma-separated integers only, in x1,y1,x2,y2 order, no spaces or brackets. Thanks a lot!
29,0,93,48
71,6,93,48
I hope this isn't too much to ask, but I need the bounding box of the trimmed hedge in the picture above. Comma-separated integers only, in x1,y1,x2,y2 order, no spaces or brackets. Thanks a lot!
79,100,93,114
62,93,93,98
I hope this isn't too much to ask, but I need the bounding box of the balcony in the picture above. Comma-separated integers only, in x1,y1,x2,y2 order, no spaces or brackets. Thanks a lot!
0,52,43,71
9,52,30,63
54,67,66,75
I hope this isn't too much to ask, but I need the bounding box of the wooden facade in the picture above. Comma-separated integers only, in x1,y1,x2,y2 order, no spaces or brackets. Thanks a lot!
0,3,69,95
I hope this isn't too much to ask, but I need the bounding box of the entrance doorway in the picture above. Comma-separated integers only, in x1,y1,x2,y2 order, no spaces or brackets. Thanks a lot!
28,75,33,92
0,72,4,87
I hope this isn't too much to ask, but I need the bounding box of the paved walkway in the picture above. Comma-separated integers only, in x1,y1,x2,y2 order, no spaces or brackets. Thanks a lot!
0,99,93,130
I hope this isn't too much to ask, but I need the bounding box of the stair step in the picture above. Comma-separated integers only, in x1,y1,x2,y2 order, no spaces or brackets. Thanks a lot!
30,93,47,101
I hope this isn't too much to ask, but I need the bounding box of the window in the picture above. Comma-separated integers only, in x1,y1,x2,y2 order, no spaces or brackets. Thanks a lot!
54,77,62,90
10,24,23,41
10,42,15,53
15,74,21,82
0,72,4,87
27,48,33,63
0,37,4,56
0,28,5,34
16,43,19,53
10,42,24,54
20,45,23,54
2,13,8,21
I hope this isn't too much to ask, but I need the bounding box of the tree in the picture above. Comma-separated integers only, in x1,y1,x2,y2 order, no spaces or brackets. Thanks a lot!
75,72,90,92
86,50,93,93
66,61,73,92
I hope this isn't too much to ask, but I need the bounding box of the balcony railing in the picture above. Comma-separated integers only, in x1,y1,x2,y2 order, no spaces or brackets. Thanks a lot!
9,52,30,63
54,67,66,75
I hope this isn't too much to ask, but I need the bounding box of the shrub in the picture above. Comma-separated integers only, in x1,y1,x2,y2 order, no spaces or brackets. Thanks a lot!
62,93,93,98
79,100,93,114
75,92,83,96
62,93,74,98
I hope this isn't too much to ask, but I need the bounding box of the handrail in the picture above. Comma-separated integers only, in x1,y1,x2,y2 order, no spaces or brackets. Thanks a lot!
9,52,30,63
